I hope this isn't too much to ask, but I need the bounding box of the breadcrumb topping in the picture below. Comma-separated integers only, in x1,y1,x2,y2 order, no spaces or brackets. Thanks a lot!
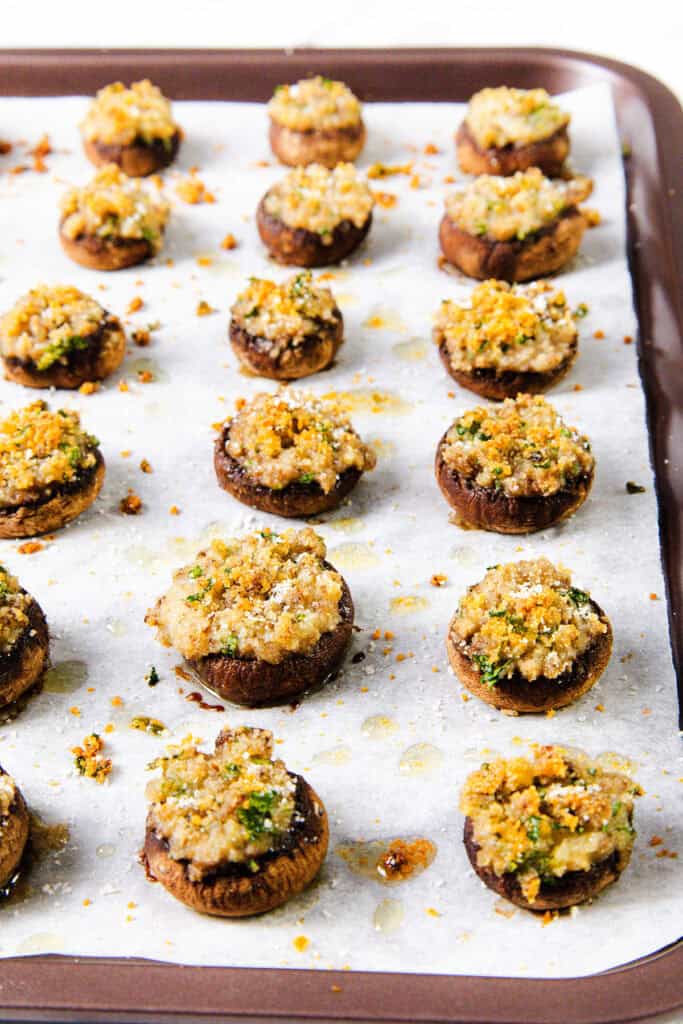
72,733,112,783
0,285,115,370
452,558,607,683
461,745,640,902
268,76,362,132
264,163,373,238
465,87,569,150
435,280,577,375
226,391,375,493
440,393,593,497
60,164,169,252
0,400,99,509
147,726,297,878
445,168,592,242
231,272,340,351
0,771,17,822
0,566,32,654
146,527,344,664
81,79,178,147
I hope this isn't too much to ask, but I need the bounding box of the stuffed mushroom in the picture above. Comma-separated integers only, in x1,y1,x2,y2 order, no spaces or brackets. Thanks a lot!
456,87,570,178
461,745,640,909
80,79,181,177
143,725,328,917
439,168,592,282
145,527,353,707
257,163,373,267
0,565,49,708
434,279,578,400
447,559,612,713
0,400,104,538
229,272,343,380
0,284,126,390
435,393,594,534
59,164,169,271
0,766,30,891
268,75,365,168
214,391,376,518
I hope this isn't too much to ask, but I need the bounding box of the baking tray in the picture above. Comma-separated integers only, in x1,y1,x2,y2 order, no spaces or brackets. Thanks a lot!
0,46,681,1024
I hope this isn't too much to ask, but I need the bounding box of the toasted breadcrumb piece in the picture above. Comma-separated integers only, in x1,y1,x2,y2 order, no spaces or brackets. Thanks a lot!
72,733,112,783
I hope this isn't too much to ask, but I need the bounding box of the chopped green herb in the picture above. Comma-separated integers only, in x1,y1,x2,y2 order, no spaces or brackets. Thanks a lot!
145,665,160,687
36,334,90,371
566,587,590,607
472,653,513,688
626,481,646,494
221,634,239,657
130,715,166,736
236,790,278,839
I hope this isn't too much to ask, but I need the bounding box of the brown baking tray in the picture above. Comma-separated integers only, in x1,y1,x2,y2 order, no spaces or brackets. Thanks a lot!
0,46,681,1024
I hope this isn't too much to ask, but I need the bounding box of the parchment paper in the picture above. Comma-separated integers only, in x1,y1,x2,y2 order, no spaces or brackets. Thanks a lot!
0,84,680,977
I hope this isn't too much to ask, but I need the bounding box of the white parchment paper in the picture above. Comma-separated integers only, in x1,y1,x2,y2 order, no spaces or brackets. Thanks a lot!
0,84,680,978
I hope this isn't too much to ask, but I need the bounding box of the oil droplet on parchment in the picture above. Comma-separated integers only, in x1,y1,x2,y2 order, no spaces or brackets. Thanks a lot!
336,837,436,884
327,516,363,534
43,660,88,695
390,595,429,614
96,843,116,859
124,544,168,573
130,356,166,384
449,544,479,567
361,714,399,740
392,337,427,362
494,898,517,919
29,814,70,859
369,438,396,459
373,898,404,933
399,743,444,777
312,745,352,767
328,542,380,571
594,751,636,774
362,308,408,333
334,292,359,307
16,933,65,955
105,618,128,638
324,389,412,416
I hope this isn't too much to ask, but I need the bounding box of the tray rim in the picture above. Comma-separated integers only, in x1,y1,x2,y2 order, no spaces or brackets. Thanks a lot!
0,45,681,1024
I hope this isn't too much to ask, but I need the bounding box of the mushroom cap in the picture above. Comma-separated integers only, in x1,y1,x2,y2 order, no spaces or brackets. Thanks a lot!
256,196,372,268
83,130,181,177
0,598,49,708
269,119,365,169
463,816,625,910
446,603,612,713
0,449,105,539
143,775,329,917
438,206,586,283
214,421,363,518
190,570,354,707
229,313,343,381
455,121,570,178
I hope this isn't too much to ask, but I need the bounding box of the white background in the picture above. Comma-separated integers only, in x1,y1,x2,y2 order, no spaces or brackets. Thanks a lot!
2,0,683,104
